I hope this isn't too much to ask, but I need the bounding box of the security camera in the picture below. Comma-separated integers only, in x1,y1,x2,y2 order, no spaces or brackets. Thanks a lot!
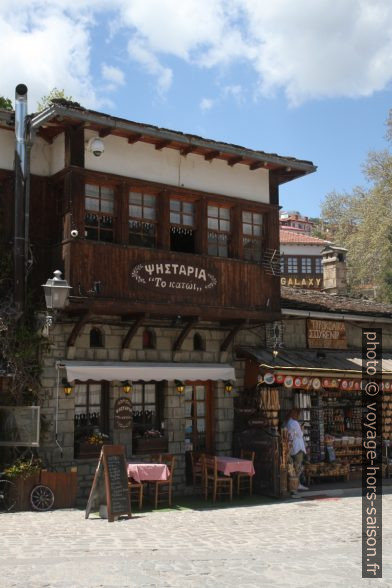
86,137,105,157
70,229,79,238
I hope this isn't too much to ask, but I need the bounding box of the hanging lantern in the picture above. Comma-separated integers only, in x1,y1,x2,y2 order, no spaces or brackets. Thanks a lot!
175,380,185,393
122,380,132,394
62,378,73,396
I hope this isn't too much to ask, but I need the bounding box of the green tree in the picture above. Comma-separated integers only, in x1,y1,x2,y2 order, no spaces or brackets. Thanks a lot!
36,88,74,112
0,96,13,110
319,112,392,302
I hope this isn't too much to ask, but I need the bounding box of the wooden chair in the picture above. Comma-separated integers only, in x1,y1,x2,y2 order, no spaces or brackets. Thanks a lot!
128,478,143,510
203,455,233,502
236,450,255,497
190,451,204,490
150,454,176,509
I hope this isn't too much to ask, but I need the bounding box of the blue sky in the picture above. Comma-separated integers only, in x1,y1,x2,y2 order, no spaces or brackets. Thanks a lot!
1,1,391,217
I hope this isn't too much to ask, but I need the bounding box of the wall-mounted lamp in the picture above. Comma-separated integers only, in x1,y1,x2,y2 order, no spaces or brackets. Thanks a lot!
62,378,73,396
122,380,132,394
175,380,185,394
41,270,72,332
224,381,233,393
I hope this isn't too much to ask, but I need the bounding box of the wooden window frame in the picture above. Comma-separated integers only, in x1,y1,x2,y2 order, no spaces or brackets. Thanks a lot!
74,381,109,459
84,182,115,243
241,210,264,262
301,257,312,274
128,190,157,248
287,257,298,274
131,381,163,432
169,197,198,254
207,204,231,258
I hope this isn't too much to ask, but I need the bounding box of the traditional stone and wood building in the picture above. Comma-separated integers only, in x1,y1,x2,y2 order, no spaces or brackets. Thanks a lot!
0,87,316,499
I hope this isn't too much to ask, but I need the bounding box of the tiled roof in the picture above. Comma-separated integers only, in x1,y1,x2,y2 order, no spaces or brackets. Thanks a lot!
281,286,392,318
280,228,330,245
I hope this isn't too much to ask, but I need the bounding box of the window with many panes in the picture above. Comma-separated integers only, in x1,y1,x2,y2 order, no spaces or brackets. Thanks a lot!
301,257,312,274
128,191,157,248
280,256,285,274
242,211,263,261
207,206,230,257
74,383,109,458
207,205,231,257
315,257,322,274
170,199,196,253
131,382,162,440
85,183,114,242
287,257,298,273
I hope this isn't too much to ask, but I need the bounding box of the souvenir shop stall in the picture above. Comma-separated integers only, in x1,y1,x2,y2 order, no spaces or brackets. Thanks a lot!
258,371,392,488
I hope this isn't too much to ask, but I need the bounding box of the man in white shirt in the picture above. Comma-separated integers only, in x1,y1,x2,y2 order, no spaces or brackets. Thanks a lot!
286,408,308,491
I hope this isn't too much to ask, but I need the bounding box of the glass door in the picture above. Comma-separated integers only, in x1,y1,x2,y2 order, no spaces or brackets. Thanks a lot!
184,381,213,484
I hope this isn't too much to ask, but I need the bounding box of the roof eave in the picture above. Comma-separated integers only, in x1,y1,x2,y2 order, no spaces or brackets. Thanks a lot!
29,104,317,179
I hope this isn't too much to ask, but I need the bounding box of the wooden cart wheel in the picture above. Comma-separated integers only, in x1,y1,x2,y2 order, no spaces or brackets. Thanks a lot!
30,484,54,511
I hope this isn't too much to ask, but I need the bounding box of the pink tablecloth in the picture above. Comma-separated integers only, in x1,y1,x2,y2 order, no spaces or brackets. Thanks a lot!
216,456,255,477
127,462,170,483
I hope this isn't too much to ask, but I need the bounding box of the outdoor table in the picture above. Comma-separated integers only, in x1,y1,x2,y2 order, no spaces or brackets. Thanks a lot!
216,456,255,477
127,462,170,483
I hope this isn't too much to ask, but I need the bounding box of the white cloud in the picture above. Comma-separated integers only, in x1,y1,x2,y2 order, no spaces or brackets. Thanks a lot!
128,39,173,95
101,63,125,86
200,98,215,111
0,2,101,110
1,0,392,108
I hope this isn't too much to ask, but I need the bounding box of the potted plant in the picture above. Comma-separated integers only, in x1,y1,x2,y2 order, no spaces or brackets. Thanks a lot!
76,431,108,459
3,458,42,510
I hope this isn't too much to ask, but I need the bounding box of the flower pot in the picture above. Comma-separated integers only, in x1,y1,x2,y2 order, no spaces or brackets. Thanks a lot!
76,442,103,459
133,436,168,454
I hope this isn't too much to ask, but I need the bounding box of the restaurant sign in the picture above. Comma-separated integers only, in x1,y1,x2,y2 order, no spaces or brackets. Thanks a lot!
131,262,217,293
114,397,133,430
307,319,347,349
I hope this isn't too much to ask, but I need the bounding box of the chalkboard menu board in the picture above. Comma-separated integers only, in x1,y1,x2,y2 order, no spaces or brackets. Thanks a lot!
85,445,131,522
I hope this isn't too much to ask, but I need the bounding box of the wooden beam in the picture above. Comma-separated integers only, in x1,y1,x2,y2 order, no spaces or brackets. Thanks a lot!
38,129,54,144
204,150,220,162
128,133,142,144
121,313,146,349
99,128,112,138
220,321,245,352
155,140,172,150
180,145,197,156
227,156,243,167
249,161,265,171
173,317,199,352
67,311,91,347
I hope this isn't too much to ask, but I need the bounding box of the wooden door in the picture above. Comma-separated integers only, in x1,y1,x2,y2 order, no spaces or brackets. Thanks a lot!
184,381,214,453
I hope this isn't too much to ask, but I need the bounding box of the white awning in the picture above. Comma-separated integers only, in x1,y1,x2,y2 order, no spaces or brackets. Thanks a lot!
61,361,235,383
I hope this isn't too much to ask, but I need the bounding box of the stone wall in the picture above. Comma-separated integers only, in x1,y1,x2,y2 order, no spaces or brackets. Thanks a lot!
37,318,263,503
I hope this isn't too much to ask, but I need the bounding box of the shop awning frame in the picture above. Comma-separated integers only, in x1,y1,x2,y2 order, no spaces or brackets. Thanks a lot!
59,361,235,383
236,347,392,379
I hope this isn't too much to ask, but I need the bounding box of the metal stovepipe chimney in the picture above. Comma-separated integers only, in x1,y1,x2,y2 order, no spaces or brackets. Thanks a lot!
14,83,28,313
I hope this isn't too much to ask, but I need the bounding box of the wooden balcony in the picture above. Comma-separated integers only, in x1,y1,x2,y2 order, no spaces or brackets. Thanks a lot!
59,241,280,322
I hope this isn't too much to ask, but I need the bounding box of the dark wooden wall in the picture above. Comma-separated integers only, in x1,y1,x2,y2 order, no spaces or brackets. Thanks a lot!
28,167,281,321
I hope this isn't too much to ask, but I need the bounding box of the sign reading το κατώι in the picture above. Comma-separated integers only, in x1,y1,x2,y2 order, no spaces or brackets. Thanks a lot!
130,262,217,293
307,319,347,349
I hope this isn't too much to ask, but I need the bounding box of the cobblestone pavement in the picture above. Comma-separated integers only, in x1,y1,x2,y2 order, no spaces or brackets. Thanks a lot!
1,495,391,587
